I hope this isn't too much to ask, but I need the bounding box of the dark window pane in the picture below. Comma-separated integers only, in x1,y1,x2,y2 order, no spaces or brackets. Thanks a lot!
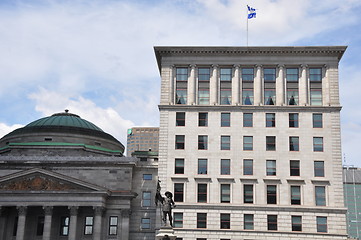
174,183,184,202
290,160,300,176
243,159,253,175
243,113,253,127
289,113,299,128
244,185,253,204
221,113,231,127
198,159,207,174
267,185,277,204
199,113,208,126
197,213,207,228
220,214,230,229
175,158,184,174
176,112,185,126
267,215,278,230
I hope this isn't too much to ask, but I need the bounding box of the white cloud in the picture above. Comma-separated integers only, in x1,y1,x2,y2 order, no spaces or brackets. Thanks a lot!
0,123,24,139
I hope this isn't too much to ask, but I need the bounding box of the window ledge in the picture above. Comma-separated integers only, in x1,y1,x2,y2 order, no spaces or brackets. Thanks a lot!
171,177,189,182
240,177,259,183
263,178,281,183
217,177,235,183
311,179,330,185
194,177,212,182
287,179,306,184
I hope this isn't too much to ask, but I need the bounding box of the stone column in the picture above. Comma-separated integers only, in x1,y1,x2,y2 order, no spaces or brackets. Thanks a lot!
68,207,78,240
93,207,104,240
42,206,53,240
233,65,240,105
188,65,196,105
276,65,285,105
323,64,330,106
210,65,218,105
169,65,175,104
254,65,262,105
16,206,27,240
121,209,131,240
299,65,308,106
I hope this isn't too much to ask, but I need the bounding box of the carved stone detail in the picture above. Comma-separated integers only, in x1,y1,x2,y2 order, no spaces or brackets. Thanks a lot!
121,209,131,217
17,206,27,216
94,206,104,216
43,206,53,215
69,206,78,216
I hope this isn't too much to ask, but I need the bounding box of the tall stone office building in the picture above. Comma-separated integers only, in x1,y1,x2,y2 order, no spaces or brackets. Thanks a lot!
154,46,348,239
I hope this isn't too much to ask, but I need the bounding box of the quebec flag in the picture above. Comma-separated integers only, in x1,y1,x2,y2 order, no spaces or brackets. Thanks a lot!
247,5,256,19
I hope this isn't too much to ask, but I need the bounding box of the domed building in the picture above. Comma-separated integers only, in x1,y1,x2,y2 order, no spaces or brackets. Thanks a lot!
0,111,158,240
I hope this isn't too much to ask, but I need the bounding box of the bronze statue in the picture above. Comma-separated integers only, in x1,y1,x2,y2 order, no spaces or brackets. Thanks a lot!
155,180,175,227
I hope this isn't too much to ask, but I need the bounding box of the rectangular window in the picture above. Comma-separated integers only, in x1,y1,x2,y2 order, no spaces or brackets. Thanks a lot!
198,159,207,174
198,135,208,150
264,89,276,105
242,68,254,81
244,214,254,230
221,159,231,175
174,183,184,202
221,113,231,127
198,112,208,127
242,89,254,105
266,113,275,127
266,160,276,176
197,213,207,228
243,136,253,151
315,186,326,206
84,216,94,235
198,89,210,105
310,68,322,82
243,159,253,175
198,183,207,203
60,216,70,236
289,113,299,128
313,137,323,152
313,113,323,128
243,113,253,127
290,160,300,176
141,218,150,229
198,67,210,81
310,89,322,106
314,161,325,177
176,67,188,104
220,68,232,81
287,89,299,105
292,216,302,231
143,174,152,180
175,158,184,174
109,216,118,235
176,112,185,126
221,184,231,203
174,213,183,228
286,68,299,82
220,213,230,229
267,185,277,204
264,68,276,82
289,137,299,151
266,136,276,151
220,89,232,105
317,216,327,233
244,184,254,204
175,135,185,149
221,136,231,150
142,191,151,207
267,215,278,230
291,186,301,205
36,216,44,236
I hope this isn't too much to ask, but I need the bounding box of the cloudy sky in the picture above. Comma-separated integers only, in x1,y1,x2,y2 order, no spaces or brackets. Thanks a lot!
0,0,360,166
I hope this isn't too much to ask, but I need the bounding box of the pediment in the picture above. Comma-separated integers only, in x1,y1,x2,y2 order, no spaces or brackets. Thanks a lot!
0,168,107,192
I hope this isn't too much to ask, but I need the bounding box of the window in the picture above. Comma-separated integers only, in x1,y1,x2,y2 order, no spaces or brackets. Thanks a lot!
264,89,275,105
84,216,94,235
36,216,44,236
221,184,231,203
243,159,253,175
176,112,185,126
220,89,232,105
290,160,300,176
244,214,254,230
199,89,210,105
242,89,254,105
198,159,207,174
287,89,299,105
264,68,276,82
291,186,301,205
243,136,253,150
313,113,323,128
197,213,207,228
242,68,254,81
221,159,231,175
289,137,299,151
198,112,208,126
244,184,254,204
109,216,118,235
175,135,185,149
174,183,184,202
266,113,275,127
198,67,210,81
60,216,70,236
286,68,299,82
310,89,322,106
198,135,208,150
176,67,188,104
220,68,232,81
243,113,253,127
174,213,183,228
143,174,152,180
267,185,277,204
142,192,151,207
314,161,325,177
313,137,323,152
317,216,327,232
141,218,150,229
266,136,276,151
289,113,299,128
267,215,278,230
221,136,231,150
266,160,276,176
221,113,231,127
175,158,184,174
315,186,326,206
292,216,302,231
198,184,207,203
220,213,230,229
310,68,322,82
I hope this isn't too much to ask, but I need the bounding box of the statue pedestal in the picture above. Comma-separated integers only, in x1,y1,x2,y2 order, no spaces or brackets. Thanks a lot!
156,226,177,240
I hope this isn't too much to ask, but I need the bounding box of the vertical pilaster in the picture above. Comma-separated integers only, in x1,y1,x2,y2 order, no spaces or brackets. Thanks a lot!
210,65,218,105
254,65,262,105
233,65,240,105
188,65,196,105
169,65,175,104
276,65,285,105
68,206,78,240
299,65,308,106
16,206,27,240
93,207,104,240
323,64,330,106
121,209,130,240
42,206,53,240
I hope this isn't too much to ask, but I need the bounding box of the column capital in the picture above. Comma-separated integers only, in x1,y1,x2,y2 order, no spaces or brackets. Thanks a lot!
68,206,78,216
301,64,308,69
17,206,27,216
233,64,240,69
189,64,196,69
93,206,104,216
323,64,329,69
43,206,53,215
212,64,219,69
256,64,262,69
277,64,285,69
121,209,131,217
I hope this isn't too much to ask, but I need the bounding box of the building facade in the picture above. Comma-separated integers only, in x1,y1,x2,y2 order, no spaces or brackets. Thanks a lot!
344,167,361,239
127,127,159,157
155,46,348,239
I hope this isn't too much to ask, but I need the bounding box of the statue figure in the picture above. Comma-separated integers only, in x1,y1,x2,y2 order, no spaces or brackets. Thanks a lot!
155,180,176,227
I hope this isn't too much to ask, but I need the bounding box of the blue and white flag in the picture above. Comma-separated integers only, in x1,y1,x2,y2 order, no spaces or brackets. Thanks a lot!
247,5,256,19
